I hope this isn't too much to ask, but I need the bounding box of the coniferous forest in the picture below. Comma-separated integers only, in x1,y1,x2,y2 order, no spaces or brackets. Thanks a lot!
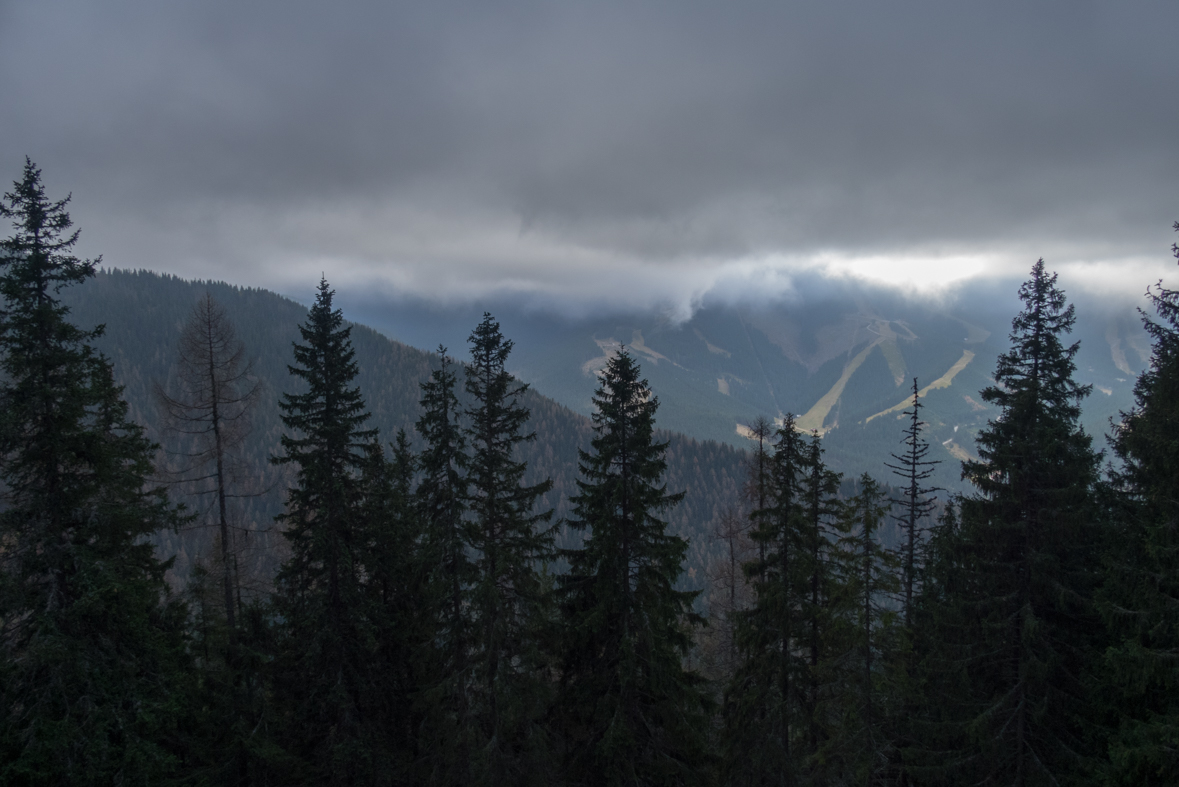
3,160,1178,787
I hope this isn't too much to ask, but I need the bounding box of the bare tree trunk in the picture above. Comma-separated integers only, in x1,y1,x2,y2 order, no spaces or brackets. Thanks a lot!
156,291,260,631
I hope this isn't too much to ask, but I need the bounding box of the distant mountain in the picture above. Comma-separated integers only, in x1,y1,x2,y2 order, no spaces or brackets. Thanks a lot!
345,275,1150,491
63,270,748,592
64,269,1147,592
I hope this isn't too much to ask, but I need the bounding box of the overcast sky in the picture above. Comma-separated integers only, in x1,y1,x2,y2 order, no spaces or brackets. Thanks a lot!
2,0,1176,314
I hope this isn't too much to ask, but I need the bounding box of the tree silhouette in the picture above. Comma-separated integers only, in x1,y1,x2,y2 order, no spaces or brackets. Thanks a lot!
156,291,261,633
271,277,381,782
0,159,187,783
920,260,1103,784
463,313,554,783
556,349,710,786
884,378,940,628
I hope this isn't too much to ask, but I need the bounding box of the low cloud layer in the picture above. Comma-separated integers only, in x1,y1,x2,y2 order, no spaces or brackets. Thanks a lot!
2,0,1176,313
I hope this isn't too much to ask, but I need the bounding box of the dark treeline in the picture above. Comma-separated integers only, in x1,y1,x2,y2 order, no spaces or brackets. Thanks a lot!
61,270,747,594
2,162,1178,786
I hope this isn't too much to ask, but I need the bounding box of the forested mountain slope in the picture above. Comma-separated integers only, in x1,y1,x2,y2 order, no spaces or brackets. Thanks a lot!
63,269,745,589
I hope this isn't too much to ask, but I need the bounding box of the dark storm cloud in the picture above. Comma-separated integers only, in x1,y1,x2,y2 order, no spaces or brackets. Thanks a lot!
2,0,1176,306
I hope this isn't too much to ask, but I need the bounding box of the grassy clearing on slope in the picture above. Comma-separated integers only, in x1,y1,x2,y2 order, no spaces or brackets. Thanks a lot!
796,341,880,434
863,349,975,424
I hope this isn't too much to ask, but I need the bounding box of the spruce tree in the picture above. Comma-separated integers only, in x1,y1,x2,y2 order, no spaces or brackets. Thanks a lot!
826,474,899,786
359,430,423,780
270,277,382,783
884,378,940,628
917,260,1103,784
745,415,775,568
798,432,845,770
463,313,555,784
555,349,711,787
724,415,810,786
881,381,940,787
1100,224,1179,785
0,159,188,784
414,348,476,785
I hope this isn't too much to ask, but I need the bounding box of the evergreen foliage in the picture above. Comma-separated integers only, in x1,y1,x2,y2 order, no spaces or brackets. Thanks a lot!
1099,223,1179,785
745,415,775,567
797,431,853,768
11,160,1179,785
359,429,423,781
63,268,749,593
464,313,556,783
556,349,711,786
414,347,478,784
0,159,188,784
270,277,384,783
826,474,900,785
916,259,1104,784
725,415,811,785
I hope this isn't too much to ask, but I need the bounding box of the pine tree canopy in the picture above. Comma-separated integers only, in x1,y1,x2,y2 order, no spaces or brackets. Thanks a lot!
414,347,478,786
0,158,188,784
462,313,555,784
270,276,384,782
725,416,810,782
1099,223,1179,785
557,348,711,787
922,259,1103,785
885,378,940,627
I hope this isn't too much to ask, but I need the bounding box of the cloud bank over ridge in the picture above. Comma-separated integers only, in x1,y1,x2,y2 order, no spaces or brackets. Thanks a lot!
2,0,1176,314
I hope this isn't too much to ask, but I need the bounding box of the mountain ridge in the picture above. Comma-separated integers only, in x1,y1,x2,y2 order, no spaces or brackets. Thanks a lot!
342,277,1147,491
62,269,748,592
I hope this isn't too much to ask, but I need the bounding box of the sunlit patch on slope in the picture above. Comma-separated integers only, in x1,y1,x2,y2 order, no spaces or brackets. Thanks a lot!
1106,322,1133,375
864,350,976,424
693,328,731,357
796,341,880,434
942,440,976,463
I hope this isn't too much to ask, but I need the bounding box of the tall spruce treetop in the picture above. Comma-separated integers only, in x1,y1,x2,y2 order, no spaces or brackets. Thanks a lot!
965,258,1094,491
416,348,472,639
930,259,1102,784
463,313,554,783
0,159,187,783
414,347,478,785
273,276,376,605
271,277,381,782
799,431,845,765
1099,224,1179,784
556,349,710,787
276,277,376,504
884,379,940,627
724,416,811,785
464,313,553,571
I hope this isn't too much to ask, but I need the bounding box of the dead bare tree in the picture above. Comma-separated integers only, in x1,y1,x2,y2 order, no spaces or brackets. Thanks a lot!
155,291,261,634
704,506,753,681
